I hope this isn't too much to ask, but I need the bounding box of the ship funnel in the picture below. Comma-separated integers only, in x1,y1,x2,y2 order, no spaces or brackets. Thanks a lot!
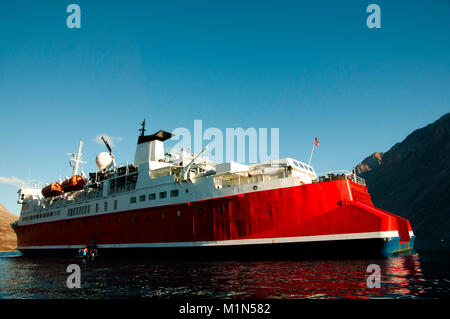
133,123,174,165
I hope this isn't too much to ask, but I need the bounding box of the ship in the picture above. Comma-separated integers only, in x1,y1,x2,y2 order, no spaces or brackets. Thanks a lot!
11,121,415,258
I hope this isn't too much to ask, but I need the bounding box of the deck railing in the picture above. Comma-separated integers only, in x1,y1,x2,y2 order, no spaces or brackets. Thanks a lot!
316,171,366,186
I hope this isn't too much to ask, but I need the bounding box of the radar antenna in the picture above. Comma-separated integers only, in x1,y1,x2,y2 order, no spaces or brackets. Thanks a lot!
101,136,117,170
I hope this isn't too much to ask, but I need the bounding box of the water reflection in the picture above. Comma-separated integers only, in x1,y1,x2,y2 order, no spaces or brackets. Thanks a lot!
0,251,446,299
383,254,425,297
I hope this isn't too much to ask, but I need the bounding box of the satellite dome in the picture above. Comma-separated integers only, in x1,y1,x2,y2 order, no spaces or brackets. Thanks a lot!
96,152,113,171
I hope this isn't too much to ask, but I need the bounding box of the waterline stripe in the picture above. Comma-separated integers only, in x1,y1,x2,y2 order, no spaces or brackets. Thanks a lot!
17,231,399,250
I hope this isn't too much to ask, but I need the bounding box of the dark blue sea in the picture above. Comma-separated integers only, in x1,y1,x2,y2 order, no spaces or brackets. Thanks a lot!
1,240,449,299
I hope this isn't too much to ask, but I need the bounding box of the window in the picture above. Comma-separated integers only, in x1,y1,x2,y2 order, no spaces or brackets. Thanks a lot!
170,189,179,197
161,212,165,219
149,193,156,200
104,202,108,211
139,195,146,202
96,203,99,213
114,200,117,210
130,197,136,203
159,191,167,199
218,206,223,214
199,208,203,216
131,216,136,222
176,210,181,217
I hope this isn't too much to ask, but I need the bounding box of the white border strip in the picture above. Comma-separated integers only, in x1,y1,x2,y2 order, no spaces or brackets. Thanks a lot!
346,179,353,201
17,231,399,250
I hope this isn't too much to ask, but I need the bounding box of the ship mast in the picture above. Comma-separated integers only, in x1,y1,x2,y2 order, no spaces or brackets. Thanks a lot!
140,119,146,136
68,140,85,176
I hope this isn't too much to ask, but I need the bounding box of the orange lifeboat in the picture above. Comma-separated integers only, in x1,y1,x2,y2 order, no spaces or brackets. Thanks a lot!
41,182,63,198
61,175,86,192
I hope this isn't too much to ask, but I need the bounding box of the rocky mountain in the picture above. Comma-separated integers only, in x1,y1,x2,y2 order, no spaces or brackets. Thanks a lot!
0,204,18,251
356,113,450,240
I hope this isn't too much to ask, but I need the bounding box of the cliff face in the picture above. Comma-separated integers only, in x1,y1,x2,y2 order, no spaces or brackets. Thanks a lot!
355,113,450,239
0,204,18,251
355,152,384,175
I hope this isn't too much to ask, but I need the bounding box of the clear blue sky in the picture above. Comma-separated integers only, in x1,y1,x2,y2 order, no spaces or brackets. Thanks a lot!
1,0,449,215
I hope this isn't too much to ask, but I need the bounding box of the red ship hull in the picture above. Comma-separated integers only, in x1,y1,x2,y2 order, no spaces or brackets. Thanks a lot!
13,180,415,257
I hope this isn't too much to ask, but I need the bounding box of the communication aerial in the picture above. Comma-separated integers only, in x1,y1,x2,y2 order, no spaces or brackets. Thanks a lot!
67,140,87,176
95,136,117,171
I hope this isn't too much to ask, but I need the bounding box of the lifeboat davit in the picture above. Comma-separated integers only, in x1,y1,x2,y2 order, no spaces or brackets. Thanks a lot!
61,175,86,192
41,182,63,198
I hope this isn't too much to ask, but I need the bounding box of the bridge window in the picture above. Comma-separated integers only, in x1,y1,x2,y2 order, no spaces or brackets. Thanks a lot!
159,191,167,199
130,197,136,203
139,195,146,202
170,190,179,197
149,193,156,200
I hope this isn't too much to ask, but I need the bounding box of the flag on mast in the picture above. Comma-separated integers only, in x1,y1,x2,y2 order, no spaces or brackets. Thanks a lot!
309,137,319,165
314,137,320,147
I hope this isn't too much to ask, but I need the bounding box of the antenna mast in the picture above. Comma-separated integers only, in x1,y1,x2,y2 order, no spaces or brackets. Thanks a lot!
139,119,146,136
101,136,117,170
68,140,86,176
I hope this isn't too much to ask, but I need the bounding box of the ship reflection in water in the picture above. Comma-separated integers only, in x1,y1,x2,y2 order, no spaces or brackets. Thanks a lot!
0,251,447,299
